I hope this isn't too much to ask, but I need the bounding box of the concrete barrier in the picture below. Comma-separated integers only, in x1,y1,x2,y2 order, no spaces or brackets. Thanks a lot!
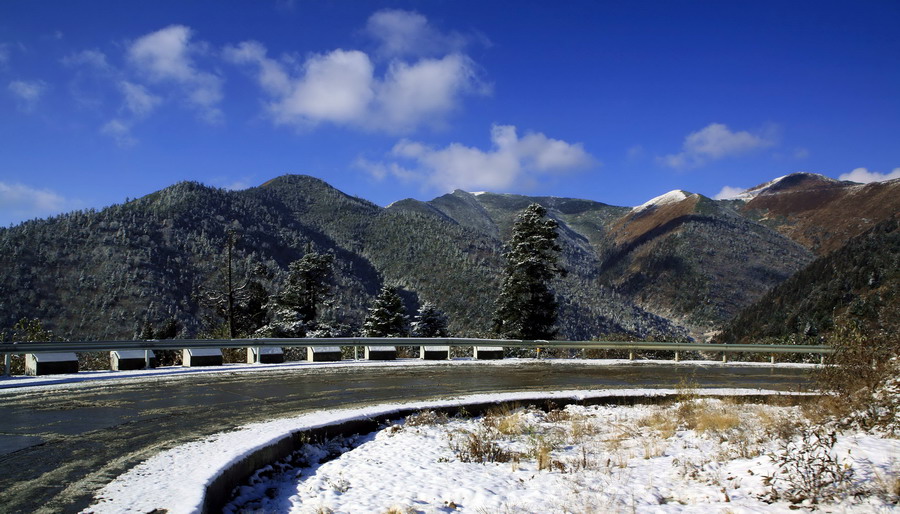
25,352,79,376
420,346,450,360
473,346,504,360
247,347,284,364
307,346,341,362
364,346,396,360
182,348,223,367
111,350,156,371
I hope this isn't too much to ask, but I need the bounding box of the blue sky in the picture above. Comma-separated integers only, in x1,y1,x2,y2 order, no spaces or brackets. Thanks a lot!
2,0,899,226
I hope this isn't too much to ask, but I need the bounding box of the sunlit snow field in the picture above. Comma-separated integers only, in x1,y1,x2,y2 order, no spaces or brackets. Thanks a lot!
225,399,899,513
85,389,899,514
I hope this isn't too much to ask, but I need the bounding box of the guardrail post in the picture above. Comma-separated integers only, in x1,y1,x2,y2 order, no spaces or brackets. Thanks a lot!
770,353,775,364
144,350,151,369
354,346,358,361
674,351,680,362
820,355,825,365
4,353,10,376
722,352,728,363
629,351,634,361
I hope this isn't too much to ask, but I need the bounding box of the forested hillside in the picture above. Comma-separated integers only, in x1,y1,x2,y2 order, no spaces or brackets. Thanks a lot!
715,215,899,345
1,173,896,342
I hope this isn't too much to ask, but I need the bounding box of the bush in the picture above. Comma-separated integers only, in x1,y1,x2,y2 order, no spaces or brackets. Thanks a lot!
449,427,516,464
764,425,855,504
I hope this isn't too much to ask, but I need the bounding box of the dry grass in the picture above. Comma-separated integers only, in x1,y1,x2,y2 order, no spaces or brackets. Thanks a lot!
638,411,677,439
382,506,416,514
570,415,599,441
692,407,740,433
642,438,665,460
405,409,449,427
496,412,527,436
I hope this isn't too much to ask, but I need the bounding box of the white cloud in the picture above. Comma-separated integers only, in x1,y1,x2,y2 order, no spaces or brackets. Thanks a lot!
119,80,161,117
274,49,375,126
838,167,900,184
225,10,487,134
62,49,111,71
661,123,776,169
713,185,746,200
209,176,255,190
364,9,471,58
128,25,223,123
227,40,485,133
0,182,78,226
374,54,482,131
101,119,137,148
367,124,596,192
8,79,48,109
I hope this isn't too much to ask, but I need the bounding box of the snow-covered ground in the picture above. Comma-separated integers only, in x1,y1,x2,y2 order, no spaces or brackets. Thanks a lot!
82,388,899,514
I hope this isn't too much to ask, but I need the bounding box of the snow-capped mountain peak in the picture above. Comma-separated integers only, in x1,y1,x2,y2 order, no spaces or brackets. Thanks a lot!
632,190,693,213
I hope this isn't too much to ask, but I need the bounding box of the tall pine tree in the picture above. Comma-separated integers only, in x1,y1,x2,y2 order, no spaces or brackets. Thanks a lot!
267,250,334,337
492,203,564,340
363,286,408,337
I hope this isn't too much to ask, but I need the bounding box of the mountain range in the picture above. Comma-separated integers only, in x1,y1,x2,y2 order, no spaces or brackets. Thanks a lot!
1,172,897,342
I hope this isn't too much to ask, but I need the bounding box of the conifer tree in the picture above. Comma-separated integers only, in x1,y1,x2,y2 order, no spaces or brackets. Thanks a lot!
412,302,449,337
267,250,334,337
280,251,335,324
363,286,408,337
492,203,564,340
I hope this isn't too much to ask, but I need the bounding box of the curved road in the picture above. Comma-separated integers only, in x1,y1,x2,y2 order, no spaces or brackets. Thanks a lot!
0,361,814,513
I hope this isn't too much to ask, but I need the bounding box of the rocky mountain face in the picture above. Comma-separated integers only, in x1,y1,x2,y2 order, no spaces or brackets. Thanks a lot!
1,173,896,342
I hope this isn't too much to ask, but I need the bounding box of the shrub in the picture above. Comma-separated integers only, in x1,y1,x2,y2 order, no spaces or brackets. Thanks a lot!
764,425,855,504
405,410,449,427
449,427,516,464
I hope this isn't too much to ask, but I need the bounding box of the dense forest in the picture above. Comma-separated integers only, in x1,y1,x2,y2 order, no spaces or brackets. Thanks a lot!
1,174,896,342
716,215,899,345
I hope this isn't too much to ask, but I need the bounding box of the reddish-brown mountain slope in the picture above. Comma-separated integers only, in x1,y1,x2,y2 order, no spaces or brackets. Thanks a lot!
738,173,900,255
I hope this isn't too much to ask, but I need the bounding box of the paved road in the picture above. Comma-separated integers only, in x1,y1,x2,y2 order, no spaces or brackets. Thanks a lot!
0,361,813,513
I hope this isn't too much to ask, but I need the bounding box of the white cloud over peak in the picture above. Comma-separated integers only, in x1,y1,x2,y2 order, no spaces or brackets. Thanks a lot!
128,25,223,123
363,124,596,192
661,123,776,169
0,182,79,226
364,9,473,58
713,185,746,200
839,167,900,184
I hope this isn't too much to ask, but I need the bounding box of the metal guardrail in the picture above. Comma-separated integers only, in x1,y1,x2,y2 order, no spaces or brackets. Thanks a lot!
0,337,834,354
1,337,833,375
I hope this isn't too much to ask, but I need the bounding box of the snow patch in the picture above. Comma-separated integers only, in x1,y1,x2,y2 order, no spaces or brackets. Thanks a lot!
632,190,691,212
